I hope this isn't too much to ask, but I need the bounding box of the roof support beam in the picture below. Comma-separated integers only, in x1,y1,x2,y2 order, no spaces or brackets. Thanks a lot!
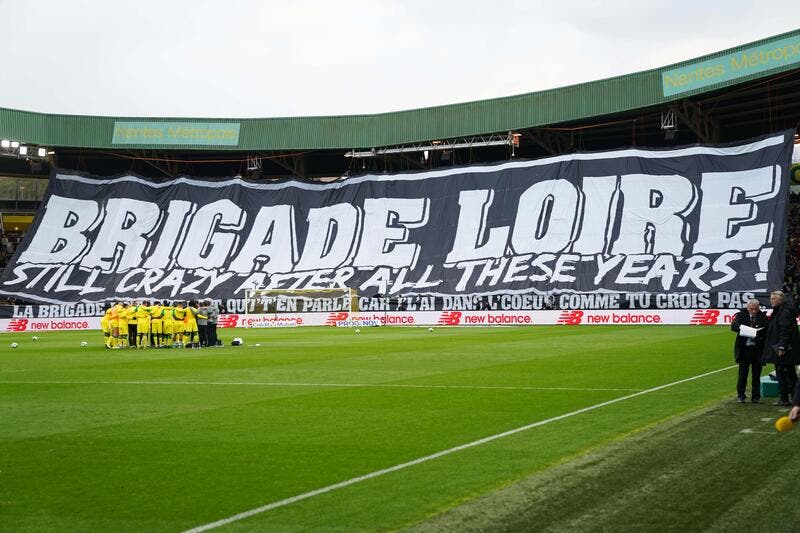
522,130,563,155
344,133,517,158
672,100,719,143
271,153,306,179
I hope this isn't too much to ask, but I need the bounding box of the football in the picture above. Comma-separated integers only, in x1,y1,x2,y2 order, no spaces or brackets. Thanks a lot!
11,342,18,348
32,336,39,341
80,341,88,347
232,337,243,346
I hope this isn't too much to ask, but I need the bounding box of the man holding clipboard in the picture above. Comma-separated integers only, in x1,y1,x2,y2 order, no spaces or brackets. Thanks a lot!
731,299,767,403
761,291,800,406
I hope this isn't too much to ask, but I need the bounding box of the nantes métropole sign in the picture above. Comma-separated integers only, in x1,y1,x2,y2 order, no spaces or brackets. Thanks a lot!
662,34,800,97
0,132,793,304
112,121,241,146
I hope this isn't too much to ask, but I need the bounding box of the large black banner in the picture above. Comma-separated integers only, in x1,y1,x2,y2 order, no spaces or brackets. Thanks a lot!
0,132,793,304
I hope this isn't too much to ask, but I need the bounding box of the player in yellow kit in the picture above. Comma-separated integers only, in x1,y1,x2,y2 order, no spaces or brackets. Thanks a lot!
127,301,139,348
148,301,164,348
117,302,131,349
110,302,124,349
184,300,207,347
101,304,113,349
172,302,186,348
161,301,175,348
133,301,152,348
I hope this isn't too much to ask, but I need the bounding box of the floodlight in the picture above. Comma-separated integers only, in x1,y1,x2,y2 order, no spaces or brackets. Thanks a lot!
37,147,46,157
10,141,19,148
18,146,27,156
0,139,9,148
661,108,677,141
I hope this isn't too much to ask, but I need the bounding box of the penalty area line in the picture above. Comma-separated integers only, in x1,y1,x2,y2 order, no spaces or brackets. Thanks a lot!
181,364,736,532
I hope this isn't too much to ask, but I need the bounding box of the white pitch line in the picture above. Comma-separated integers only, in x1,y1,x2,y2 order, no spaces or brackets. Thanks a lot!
0,380,641,392
182,364,736,533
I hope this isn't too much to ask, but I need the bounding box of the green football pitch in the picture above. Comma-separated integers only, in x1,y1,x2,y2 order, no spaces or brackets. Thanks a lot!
1,326,797,531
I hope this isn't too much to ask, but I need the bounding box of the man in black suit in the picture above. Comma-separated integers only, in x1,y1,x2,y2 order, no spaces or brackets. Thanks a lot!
762,290,800,406
731,299,767,403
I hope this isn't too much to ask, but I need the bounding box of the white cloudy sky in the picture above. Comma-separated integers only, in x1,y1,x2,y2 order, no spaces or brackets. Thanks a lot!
0,0,798,119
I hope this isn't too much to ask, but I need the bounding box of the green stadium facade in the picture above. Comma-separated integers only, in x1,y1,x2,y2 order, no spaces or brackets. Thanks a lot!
0,28,799,213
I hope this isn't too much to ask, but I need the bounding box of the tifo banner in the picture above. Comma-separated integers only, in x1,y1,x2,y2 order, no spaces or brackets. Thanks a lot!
0,132,793,304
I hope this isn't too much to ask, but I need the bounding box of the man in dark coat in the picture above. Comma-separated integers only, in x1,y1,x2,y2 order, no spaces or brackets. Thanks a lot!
731,299,767,403
207,300,219,347
761,290,800,406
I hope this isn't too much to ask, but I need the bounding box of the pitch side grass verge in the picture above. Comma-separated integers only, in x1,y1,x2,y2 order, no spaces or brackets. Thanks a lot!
1,326,743,531
408,399,800,533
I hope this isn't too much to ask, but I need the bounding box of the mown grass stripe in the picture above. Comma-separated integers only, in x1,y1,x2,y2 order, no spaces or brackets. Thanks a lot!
0,380,641,392
182,365,736,532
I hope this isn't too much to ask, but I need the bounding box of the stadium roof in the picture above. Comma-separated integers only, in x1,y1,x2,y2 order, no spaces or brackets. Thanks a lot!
0,28,799,192
1,29,799,153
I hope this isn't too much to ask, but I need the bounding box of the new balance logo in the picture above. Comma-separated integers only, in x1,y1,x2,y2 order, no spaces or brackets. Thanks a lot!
325,312,350,326
437,311,462,325
690,310,719,325
5,319,28,332
217,315,239,328
556,311,583,325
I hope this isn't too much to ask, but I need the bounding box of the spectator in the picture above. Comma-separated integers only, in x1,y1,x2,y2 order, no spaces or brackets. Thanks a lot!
197,300,209,347
207,300,220,347
761,290,800,406
730,299,767,403
1,233,11,257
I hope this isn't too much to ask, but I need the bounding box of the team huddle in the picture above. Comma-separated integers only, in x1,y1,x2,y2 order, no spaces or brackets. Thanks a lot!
100,300,220,349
